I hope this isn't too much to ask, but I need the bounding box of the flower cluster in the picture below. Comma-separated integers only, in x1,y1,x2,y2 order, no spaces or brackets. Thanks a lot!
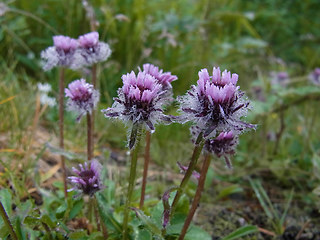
178,67,255,138
65,79,99,121
73,32,111,68
309,68,320,86
41,32,111,71
41,35,79,71
68,160,102,197
102,71,172,149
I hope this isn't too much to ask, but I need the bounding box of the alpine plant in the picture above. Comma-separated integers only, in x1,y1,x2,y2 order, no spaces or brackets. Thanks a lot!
178,67,256,139
72,31,111,68
41,35,79,71
65,79,99,122
68,159,103,197
102,71,172,149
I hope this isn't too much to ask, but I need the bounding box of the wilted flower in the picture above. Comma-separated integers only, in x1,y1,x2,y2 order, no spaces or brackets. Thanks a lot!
41,35,79,71
102,71,171,149
308,68,320,86
68,160,102,196
178,67,255,138
72,31,111,68
271,71,290,86
204,131,238,169
65,79,99,121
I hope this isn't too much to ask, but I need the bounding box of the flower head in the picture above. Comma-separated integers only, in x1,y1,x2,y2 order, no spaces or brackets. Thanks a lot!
178,67,255,138
140,63,178,90
68,160,102,196
41,35,78,71
53,35,79,52
102,71,171,149
72,31,111,68
309,68,320,86
271,71,290,86
79,32,99,48
204,131,238,169
65,79,99,121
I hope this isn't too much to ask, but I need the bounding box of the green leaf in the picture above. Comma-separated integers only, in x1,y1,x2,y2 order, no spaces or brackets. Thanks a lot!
216,185,243,200
41,214,56,228
221,225,258,240
131,208,162,237
96,193,122,234
0,188,12,215
55,203,67,219
184,225,211,240
24,216,40,228
68,230,88,239
69,199,84,220
0,224,9,238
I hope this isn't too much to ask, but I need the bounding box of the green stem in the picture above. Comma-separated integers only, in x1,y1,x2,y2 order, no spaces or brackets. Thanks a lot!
179,154,211,240
122,128,141,240
0,201,18,240
170,132,204,218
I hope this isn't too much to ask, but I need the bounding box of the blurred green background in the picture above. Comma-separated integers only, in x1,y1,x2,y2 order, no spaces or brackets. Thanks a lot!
1,0,320,236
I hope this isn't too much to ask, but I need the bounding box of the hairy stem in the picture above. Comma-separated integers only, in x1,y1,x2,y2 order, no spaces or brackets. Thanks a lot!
90,64,97,160
179,154,211,240
87,113,93,161
170,133,204,218
122,131,141,240
0,201,18,240
59,68,68,199
139,131,151,209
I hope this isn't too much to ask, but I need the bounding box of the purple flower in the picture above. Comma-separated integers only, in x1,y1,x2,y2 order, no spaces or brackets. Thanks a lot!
79,32,99,48
102,71,171,149
53,35,79,52
72,31,111,68
309,68,320,86
271,71,290,86
68,160,102,196
177,162,200,180
65,79,99,121
204,131,238,169
178,67,255,138
140,63,178,90
41,35,79,71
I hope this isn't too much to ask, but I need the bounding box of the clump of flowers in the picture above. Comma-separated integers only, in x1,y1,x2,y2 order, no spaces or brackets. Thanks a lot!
102,71,171,149
72,31,112,68
309,67,320,85
65,79,99,121
41,35,79,71
178,67,255,138
68,160,102,197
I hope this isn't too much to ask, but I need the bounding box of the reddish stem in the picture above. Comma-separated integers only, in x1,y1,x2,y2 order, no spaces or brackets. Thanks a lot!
139,131,151,209
87,113,93,161
59,68,68,199
179,154,211,240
